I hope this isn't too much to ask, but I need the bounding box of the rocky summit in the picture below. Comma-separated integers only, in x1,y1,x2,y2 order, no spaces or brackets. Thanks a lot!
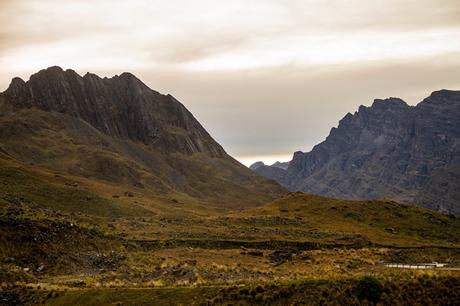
2,66,224,156
0,66,285,209
253,90,460,215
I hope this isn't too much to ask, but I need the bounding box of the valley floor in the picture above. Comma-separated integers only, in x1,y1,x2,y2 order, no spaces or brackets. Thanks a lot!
1,174,459,305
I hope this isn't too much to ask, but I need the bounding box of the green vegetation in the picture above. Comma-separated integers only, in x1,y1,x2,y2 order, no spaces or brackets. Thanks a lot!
8,275,453,305
0,107,284,211
0,162,459,305
237,192,460,247
0,164,150,218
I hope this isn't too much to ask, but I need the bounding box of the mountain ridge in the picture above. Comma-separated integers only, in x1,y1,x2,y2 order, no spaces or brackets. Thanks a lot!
252,90,460,215
2,66,226,156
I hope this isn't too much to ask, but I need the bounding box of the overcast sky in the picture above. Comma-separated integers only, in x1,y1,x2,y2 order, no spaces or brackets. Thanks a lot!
1,0,459,166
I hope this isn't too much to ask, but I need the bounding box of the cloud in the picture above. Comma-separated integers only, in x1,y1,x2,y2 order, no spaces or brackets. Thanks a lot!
157,31,250,64
1,0,459,163
128,53,460,158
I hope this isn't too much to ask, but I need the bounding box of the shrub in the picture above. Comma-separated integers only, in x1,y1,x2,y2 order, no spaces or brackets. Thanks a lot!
355,276,382,304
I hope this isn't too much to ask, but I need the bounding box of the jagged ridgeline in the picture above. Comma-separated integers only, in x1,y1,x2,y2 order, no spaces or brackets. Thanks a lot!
0,66,285,210
251,90,460,215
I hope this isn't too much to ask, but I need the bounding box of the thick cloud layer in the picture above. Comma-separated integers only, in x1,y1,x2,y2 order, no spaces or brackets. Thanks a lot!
1,0,459,165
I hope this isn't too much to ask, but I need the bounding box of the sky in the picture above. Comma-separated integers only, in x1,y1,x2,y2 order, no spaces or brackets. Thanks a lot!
1,0,459,166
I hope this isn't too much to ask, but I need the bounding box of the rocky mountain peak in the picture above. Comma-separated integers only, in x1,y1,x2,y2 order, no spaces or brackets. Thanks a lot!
420,89,460,108
271,161,290,170
5,77,26,97
249,161,265,170
252,90,460,215
371,97,408,109
1,67,227,157
428,89,460,99
337,112,354,126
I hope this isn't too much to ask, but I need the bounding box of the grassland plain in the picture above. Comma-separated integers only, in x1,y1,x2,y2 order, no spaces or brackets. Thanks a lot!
1,158,459,305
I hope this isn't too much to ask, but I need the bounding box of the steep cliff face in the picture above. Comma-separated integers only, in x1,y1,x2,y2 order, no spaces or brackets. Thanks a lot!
254,90,460,215
2,66,225,156
0,67,286,209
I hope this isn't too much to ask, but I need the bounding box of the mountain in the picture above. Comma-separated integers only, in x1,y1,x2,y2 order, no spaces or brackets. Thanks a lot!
250,161,290,171
253,90,460,215
1,70,459,305
271,161,290,170
249,161,265,170
0,66,285,210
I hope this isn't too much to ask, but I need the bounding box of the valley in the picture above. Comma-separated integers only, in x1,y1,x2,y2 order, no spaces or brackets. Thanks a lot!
1,158,459,305
0,68,459,305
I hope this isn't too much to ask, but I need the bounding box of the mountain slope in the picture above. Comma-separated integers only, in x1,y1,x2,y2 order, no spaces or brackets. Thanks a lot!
0,67,285,210
236,192,460,247
253,90,460,215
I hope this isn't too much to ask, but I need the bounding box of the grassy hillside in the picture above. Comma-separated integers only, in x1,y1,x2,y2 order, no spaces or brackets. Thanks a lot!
43,275,460,306
0,107,285,210
234,192,460,247
0,164,152,218
0,160,459,305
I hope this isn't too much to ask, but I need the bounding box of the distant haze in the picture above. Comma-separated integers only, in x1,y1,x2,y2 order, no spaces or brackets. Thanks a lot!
1,0,459,166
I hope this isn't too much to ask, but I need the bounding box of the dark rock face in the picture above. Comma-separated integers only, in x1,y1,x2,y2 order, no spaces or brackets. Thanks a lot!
271,161,290,170
253,165,287,184
3,66,225,156
254,90,460,215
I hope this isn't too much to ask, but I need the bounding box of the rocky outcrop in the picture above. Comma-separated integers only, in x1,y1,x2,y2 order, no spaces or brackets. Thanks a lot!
250,161,289,171
254,90,460,215
249,161,289,183
3,66,225,156
271,161,290,170
249,161,265,170
253,165,287,184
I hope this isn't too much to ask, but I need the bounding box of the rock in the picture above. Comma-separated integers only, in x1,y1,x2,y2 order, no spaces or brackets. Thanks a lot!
254,90,460,215
3,66,226,157
268,250,296,266
87,251,126,270
252,165,287,183
124,191,134,197
271,161,290,170
249,161,265,170
385,228,397,234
